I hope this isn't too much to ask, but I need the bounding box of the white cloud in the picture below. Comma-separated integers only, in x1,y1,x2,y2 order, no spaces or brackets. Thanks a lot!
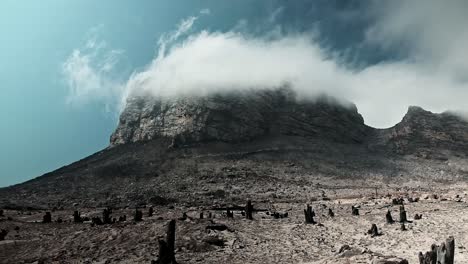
63,4,468,128
62,31,125,112
200,8,210,15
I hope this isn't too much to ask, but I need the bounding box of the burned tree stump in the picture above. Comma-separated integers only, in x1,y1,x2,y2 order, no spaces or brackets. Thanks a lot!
226,209,233,218
367,224,381,237
386,210,394,224
199,212,204,219
0,229,7,241
0,209,3,217
400,223,406,231
328,208,335,217
208,212,212,218
103,208,112,224
304,204,316,224
399,205,408,223
245,200,253,220
148,207,154,217
352,206,359,216
42,212,52,223
155,220,177,264
73,211,82,223
418,236,454,264
414,214,422,220
134,209,143,222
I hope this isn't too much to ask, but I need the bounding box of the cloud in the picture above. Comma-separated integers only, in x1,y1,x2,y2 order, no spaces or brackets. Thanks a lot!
200,8,210,15
62,28,125,112
63,3,468,128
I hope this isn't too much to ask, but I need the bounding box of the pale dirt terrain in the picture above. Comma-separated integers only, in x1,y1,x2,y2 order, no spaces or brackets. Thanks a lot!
1,184,468,264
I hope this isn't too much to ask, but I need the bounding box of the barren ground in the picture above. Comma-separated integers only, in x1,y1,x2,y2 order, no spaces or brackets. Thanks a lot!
2,184,468,264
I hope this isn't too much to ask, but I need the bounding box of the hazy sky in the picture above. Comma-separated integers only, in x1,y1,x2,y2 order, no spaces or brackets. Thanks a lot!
2,0,468,187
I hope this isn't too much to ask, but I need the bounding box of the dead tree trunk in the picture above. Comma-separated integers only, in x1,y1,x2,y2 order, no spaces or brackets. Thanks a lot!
43,212,52,223
352,206,359,216
155,220,177,264
73,211,82,223
386,210,394,224
103,208,112,224
399,205,407,223
134,209,143,222
304,204,316,224
418,237,454,264
367,224,380,237
148,207,154,217
226,209,233,218
0,229,8,241
245,200,253,220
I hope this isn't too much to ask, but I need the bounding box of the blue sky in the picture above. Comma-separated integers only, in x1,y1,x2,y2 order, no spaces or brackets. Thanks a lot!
1,1,468,187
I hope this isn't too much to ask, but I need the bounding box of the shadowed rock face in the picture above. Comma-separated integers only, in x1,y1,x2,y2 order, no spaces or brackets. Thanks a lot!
110,88,370,146
375,106,468,157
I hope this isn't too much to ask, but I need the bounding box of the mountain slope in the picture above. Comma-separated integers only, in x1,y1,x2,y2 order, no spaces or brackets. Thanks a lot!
1,88,468,208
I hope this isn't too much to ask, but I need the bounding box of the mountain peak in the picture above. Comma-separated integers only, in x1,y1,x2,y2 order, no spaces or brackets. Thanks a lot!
110,88,369,146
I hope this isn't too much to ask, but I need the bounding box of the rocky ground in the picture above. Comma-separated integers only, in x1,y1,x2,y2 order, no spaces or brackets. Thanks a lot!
1,184,468,264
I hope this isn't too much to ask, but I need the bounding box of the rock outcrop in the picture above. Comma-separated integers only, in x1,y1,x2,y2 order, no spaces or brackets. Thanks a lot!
110,88,370,146
375,106,468,157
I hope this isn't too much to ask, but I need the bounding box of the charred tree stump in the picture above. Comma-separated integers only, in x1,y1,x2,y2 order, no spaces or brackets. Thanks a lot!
367,224,380,237
414,214,422,220
399,205,408,223
199,212,204,219
73,211,82,223
386,210,394,224
328,208,335,217
418,236,454,264
400,223,406,231
134,209,143,222
0,209,3,217
208,212,212,218
352,206,359,216
245,200,253,220
42,212,52,223
155,220,177,264
148,207,154,217
103,208,112,224
304,204,316,224
226,209,233,218
0,229,7,241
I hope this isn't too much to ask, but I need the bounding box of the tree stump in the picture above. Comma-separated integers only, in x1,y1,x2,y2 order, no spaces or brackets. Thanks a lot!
73,211,82,223
245,200,253,220
367,224,380,237
400,223,406,231
199,212,204,219
0,209,3,217
414,214,422,220
226,209,233,218
0,229,8,241
418,237,454,264
304,204,316,224
328,208,335,217
43,212,52,223
352,206,359,216
148,207,154,217
103,208,112,224
386,210,394,224
134,209,143,222
155,220,177,264
399,205,407,223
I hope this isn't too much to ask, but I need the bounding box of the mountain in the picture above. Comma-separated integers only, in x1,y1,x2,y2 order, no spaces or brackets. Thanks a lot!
1,87,468,209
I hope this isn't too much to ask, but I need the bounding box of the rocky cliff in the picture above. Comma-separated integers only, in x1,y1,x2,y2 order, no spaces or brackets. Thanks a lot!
110,88,371,146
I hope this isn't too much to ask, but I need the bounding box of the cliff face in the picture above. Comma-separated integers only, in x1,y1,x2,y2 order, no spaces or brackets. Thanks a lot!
377,106,468,157
110,88,370,146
